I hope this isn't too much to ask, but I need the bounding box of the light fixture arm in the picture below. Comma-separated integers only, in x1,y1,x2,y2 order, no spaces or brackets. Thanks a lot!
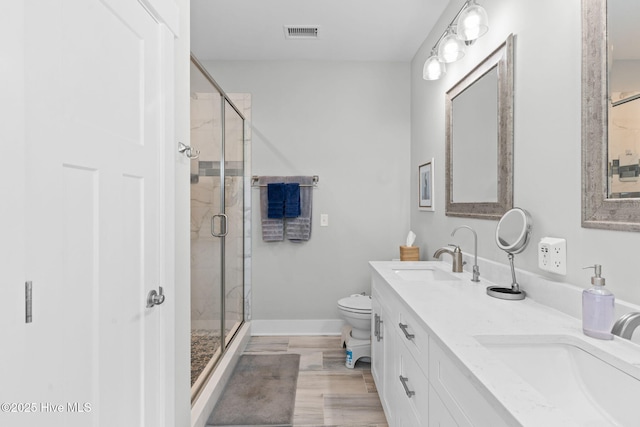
431,0,472,51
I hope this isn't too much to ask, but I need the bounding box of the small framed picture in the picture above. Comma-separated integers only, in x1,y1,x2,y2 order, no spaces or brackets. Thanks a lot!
419,160,434,211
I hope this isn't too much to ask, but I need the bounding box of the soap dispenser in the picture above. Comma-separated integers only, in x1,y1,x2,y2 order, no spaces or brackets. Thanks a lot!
582,264,614,340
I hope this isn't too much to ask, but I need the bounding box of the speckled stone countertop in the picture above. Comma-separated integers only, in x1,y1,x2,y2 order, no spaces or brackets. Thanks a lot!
370,260,640,427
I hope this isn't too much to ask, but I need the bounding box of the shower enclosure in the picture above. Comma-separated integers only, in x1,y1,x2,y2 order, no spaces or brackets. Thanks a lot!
190,56,246,401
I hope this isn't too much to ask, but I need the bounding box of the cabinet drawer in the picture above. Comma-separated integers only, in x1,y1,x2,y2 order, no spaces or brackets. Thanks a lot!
396,307,429,374
372,275,400,307
393,345,429,426
429,337,510,427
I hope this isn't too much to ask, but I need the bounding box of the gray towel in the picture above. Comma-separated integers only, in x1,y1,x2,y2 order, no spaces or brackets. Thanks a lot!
259,176,285,241
285,176,313,242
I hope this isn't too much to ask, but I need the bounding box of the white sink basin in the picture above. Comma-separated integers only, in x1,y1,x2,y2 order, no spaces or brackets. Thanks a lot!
476,335,640,426
393,268,459,282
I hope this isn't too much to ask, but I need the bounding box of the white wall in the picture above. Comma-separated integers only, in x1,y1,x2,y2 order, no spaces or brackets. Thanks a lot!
411,0,640,305
201,61,411,326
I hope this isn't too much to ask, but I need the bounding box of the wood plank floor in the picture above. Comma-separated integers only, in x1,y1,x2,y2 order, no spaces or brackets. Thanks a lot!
244,335,389,427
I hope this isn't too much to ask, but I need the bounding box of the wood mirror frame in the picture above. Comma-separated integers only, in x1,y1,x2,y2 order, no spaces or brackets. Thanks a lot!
582,0,640,231
445,34,514,220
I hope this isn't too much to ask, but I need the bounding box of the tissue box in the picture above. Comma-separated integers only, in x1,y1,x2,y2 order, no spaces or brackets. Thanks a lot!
400,246,419,261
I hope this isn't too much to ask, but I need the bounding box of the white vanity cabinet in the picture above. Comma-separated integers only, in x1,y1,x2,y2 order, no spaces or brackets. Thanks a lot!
371,270,510,427
372,278,403,421
372,276,429,426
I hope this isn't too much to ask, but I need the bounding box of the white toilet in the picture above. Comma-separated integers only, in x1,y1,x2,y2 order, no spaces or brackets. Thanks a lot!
337,294,372,368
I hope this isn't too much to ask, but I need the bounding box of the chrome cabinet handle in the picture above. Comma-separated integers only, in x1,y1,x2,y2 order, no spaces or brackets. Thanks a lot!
374,314,383,342
211,213,228,237
374,314,378,339
399,375,415,398
399,323,415,340
147,286,166,308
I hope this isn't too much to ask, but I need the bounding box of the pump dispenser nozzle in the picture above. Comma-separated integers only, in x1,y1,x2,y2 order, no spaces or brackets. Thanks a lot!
583,264,606,286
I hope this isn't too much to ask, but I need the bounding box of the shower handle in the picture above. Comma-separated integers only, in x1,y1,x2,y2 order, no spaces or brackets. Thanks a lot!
211,213,228,237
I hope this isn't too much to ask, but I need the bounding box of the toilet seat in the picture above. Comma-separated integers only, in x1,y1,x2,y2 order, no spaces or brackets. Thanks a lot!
338,294,371,314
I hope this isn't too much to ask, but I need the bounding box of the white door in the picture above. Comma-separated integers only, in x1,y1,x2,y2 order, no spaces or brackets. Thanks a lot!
0,1,178,426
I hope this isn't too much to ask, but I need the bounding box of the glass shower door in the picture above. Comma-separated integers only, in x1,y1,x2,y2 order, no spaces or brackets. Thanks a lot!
189,63,224,390
223,100,245,345
189,57,246,402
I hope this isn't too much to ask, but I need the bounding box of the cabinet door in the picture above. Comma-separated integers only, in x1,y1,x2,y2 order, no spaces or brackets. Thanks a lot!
429,337,511,427
380,307,396,422
371,285,394,424
371,294,384,387
429,384,459,427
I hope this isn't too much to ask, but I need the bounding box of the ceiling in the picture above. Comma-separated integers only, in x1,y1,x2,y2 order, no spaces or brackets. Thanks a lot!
190,0,451,62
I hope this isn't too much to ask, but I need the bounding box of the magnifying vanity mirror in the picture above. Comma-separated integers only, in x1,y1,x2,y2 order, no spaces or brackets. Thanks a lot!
445,34,514,220
487,207,532,300
582,0,640,231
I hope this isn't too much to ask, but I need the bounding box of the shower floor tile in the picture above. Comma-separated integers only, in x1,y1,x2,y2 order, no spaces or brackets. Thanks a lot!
243,335,388,427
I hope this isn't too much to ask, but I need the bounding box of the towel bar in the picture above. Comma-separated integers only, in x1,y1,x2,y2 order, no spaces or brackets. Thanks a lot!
251,175,319,187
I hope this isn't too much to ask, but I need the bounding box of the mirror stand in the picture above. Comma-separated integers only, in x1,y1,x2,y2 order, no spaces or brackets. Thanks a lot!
487,253,526,300
487,207,532,301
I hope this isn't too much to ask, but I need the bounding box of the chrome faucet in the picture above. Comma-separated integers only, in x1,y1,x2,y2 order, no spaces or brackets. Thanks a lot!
433,245,464,273
611,312,640,339
451,225,480,282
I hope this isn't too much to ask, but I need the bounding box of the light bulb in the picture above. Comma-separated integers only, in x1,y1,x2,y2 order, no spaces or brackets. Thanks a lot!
438,28,466,63
423,55,445,80
457,0,489,41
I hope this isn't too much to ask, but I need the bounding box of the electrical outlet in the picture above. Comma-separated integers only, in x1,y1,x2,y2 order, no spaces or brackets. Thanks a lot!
538,243,550,268
538,237,567,275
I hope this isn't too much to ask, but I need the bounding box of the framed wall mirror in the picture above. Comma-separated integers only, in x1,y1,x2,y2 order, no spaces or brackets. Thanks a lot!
582,0,640,231
445,34,514,220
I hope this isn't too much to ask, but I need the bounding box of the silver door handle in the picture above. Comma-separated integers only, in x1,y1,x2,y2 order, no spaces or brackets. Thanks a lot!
147,286,166,308
399,375,415,397
399,323,415,340
211,213,228,237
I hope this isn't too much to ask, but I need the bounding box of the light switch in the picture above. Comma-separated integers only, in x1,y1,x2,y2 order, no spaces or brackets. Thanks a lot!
320,214,329,227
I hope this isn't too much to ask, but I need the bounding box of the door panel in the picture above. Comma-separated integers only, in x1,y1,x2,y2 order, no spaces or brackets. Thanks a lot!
223,100,245,342
7,0,175,425
189,59,245,399
189,69,224,389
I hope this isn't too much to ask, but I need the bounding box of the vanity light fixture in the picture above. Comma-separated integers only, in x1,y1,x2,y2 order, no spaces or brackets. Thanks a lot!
457,0,489,43
422,0,489,81
438,27,466,63
423,49,446,80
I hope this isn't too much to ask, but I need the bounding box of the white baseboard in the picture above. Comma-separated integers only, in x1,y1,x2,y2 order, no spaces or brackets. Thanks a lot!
251,319,344,336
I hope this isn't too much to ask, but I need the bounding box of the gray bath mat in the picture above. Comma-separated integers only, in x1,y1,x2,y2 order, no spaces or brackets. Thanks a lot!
207,354,301,426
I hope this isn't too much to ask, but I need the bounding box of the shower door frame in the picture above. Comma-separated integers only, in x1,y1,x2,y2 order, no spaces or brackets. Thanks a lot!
190,54,246,403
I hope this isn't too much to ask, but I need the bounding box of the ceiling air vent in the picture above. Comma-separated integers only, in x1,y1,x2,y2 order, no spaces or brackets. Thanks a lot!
284,26,320,40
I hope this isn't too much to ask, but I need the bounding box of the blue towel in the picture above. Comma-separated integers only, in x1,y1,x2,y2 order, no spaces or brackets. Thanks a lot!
285,176,313,242
267,183,285,219
284,183,301,218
